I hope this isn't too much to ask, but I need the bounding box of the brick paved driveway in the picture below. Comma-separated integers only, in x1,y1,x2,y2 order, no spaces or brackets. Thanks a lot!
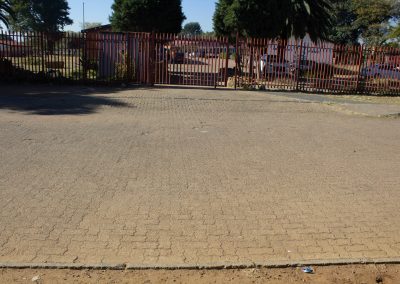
0,85,400,266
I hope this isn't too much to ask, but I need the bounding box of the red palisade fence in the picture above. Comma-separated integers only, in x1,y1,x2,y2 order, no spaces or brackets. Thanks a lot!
1,30,400,95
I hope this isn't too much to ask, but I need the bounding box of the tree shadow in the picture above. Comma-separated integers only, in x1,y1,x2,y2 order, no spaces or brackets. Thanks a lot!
0,83,132,115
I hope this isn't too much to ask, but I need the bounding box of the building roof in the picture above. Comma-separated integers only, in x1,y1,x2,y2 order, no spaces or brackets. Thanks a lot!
0,39,20,46
81,24,112,33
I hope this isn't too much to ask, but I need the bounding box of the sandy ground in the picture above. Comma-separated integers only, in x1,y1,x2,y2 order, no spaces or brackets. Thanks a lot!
325,94,400,105
1,264,400,283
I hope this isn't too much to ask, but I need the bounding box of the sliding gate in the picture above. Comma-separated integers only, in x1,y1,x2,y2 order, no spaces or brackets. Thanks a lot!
153,34,230,87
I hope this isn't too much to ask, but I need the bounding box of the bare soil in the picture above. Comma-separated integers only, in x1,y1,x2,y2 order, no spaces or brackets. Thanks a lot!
326,94,400,105
1,265,400,284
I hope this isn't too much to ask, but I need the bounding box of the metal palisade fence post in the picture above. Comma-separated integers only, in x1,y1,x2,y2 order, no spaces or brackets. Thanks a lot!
1,30,400,95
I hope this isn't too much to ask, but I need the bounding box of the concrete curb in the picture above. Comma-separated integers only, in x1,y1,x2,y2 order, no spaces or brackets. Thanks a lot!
381,112,400,118
1,258,400,270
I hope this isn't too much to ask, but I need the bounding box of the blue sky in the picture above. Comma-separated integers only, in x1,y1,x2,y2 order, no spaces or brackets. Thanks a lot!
67,0,216,32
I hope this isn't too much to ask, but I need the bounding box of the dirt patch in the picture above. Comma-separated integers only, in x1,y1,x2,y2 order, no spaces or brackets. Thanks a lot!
325,95,400,105
1,265,400,283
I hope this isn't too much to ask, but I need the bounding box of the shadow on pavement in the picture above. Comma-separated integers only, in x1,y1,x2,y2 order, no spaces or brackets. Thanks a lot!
0,83,132,115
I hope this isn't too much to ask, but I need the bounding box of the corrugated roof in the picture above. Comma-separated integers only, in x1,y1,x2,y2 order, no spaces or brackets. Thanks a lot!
81,24,112,33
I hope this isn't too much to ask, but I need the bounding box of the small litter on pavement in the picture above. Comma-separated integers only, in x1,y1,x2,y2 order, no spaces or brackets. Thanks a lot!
302,266,314,274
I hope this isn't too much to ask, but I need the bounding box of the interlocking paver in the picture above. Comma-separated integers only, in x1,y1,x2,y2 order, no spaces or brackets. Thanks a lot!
0,84,400,266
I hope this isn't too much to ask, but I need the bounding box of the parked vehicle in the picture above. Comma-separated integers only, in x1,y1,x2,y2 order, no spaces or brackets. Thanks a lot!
189,50,206,58
361,64,400,80
205,49,220,58
171,50,185,63
298,59,314,71
260,54,296,76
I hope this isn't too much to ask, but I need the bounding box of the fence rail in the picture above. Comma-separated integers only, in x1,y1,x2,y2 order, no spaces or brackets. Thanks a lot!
1,30,400,95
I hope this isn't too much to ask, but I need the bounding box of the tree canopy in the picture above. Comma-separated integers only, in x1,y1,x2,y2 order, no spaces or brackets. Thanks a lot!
181,22,203,36
213,0,400,46
0,0,13,28
322,0,400,45
328,0,359,45
110,0,186,33
213,0,333,41
353,0,400,45
8,0,72,33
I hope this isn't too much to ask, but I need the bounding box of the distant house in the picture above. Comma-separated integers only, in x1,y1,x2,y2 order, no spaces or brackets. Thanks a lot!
262,35,335,65
81,25,142,79
82,24,112,61
81,24,112,34
0,36,26,57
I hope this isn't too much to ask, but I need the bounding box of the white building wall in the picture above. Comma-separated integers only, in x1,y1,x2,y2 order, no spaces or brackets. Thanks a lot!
264,35,334,64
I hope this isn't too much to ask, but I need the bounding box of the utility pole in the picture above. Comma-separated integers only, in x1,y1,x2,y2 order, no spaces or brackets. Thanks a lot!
83,2,85,30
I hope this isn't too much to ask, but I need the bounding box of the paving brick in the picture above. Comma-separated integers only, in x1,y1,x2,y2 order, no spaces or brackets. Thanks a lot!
0,85,400,266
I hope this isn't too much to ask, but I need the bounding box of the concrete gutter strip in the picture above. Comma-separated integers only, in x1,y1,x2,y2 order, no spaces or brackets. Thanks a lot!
1,258,400,270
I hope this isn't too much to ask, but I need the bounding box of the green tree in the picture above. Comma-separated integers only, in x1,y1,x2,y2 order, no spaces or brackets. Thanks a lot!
389,24,400,39
326,0,400,45
328,0,360,45
9,0,73,33
110,0,186,33
0,0,13,28
213,0,333,41
8,0,72,54
353,0,400,46
181,22,203,36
